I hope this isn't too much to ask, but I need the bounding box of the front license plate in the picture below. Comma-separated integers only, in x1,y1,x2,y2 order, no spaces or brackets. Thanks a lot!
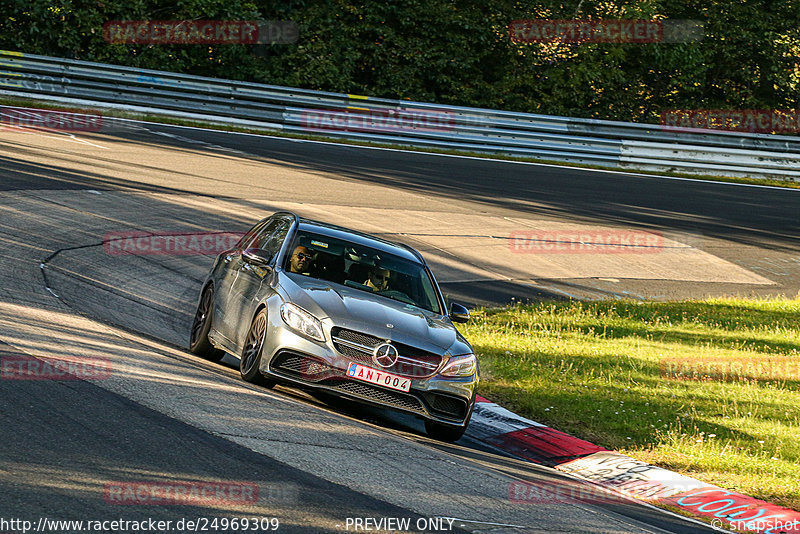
347,362,411,392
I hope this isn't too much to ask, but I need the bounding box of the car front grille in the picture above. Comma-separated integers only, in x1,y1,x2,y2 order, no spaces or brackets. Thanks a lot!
319,379,426,414
333,329,380,348
331,327,443,378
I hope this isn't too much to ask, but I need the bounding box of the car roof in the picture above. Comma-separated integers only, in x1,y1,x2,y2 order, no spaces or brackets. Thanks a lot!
295,217,423,264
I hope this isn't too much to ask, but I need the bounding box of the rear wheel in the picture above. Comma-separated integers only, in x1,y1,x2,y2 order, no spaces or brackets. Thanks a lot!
424,420,467,442
189,285,225,362
240,309,276,388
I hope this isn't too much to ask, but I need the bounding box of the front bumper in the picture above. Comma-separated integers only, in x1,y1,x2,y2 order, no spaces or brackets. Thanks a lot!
259,312,476,425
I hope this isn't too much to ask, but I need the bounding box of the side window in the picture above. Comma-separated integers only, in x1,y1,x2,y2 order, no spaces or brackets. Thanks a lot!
245,217,291,262
237,219,270,250
262,220,290,258
249,220,280,250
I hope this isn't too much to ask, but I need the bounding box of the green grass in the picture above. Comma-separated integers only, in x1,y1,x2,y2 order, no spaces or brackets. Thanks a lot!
463,298,800,511
2,95,799,190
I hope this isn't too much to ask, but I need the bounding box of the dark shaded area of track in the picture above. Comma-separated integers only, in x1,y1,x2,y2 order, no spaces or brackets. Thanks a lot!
0,343,455,533
3,123,800,306
138,125,800,252
3,125,798,251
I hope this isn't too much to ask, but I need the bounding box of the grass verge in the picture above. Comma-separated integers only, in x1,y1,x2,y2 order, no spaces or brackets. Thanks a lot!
464,297,800,511
2,95,799,190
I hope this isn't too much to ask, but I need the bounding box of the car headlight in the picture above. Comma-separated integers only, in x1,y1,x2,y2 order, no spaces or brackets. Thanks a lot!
280,303,325,342
440,354,476,377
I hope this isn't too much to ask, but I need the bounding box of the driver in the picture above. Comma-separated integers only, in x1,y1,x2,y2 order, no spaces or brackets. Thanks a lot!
364,266,391,291
289,246,313,274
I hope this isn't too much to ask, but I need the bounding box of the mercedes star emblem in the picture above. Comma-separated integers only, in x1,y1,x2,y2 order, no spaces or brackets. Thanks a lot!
372,342,399,368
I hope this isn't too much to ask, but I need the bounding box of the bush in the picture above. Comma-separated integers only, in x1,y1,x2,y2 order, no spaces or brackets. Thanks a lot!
1,0,798,122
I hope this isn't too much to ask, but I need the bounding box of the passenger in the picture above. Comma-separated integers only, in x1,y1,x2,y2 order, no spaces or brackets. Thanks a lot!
289,246,313,274
364,266,391,291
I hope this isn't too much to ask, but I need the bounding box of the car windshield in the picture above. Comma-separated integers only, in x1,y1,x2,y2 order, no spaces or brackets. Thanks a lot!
283,231,442,314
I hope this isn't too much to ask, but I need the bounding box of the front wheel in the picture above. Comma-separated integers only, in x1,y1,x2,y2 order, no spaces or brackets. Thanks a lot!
424,420,467,442
189,285,225,362
240,309,276,388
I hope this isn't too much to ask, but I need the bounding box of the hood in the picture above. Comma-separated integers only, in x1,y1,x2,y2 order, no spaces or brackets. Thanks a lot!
280,273,467,353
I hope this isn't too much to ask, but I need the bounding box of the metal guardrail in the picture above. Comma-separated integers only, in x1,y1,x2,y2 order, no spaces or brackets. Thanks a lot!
2,49,799,180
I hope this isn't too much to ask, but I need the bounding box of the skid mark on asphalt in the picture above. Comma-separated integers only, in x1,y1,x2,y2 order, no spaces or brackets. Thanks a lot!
149,129,249,156
0,124,110,149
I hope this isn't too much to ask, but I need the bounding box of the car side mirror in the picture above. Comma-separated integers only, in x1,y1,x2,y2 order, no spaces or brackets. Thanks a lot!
449,302,470,323
242,248,273,267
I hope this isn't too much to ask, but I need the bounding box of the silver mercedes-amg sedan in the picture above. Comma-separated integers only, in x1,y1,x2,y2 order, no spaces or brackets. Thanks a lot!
189,212,478,441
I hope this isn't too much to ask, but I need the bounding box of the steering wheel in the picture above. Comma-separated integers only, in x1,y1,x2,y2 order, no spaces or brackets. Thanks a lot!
377,289,415,305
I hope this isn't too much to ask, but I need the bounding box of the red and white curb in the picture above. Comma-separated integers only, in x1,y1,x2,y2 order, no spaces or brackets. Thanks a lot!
470,396,800,533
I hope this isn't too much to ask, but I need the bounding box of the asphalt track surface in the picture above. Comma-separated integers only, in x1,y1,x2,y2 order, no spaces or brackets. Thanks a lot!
2,116,798,533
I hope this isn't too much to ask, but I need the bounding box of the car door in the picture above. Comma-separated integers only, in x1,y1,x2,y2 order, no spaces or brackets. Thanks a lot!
214,218,271,342
229,217,292,348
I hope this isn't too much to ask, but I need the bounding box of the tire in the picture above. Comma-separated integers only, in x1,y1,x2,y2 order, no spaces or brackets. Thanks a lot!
424,420,467,442
240,309,276,388
189,285,225,362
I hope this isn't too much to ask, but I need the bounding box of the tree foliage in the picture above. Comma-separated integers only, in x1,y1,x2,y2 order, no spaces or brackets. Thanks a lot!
1,0,798,122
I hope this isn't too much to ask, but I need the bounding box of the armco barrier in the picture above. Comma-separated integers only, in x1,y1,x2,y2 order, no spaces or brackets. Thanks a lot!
2,50,800,180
